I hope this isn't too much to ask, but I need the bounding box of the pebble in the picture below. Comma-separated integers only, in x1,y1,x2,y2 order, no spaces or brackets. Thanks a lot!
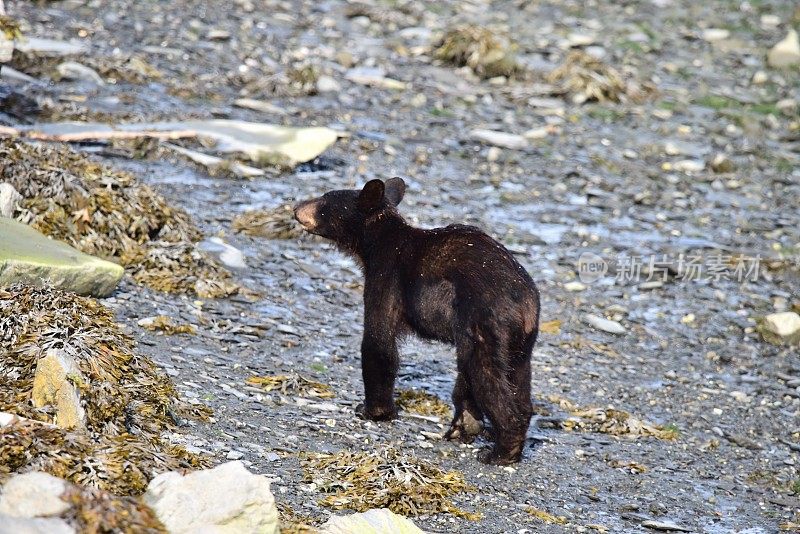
583,314,626,335
226,450,244,460
768,29,800,68
642,520,692,532
564,281,587,292
701,28,729,42
470,129,528,150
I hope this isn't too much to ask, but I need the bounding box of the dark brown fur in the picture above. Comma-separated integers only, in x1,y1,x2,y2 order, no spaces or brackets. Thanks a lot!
294,178,539,464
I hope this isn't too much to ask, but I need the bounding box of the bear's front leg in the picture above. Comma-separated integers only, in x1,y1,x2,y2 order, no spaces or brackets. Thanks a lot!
356,330,399,421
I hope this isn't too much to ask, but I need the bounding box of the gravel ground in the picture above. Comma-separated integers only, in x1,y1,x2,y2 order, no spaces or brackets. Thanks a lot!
3,0,799,532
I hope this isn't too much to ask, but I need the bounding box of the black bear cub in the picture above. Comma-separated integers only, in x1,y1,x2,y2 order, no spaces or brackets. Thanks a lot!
294,178,539,464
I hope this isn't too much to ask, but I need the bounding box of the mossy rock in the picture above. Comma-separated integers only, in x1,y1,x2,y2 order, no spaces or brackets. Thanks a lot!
0,218,123,297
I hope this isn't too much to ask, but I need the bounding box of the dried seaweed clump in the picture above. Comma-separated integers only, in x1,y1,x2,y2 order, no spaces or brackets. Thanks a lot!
547,51,652,104
138,315,197,335
246,373,334,399
278,502,320,534
0,139,237,297
549,396,678,440
300,447,479,519
10,50,161,84
0,15,23,40
0,285,210,493
62,476,167,532
232,205,303,239
434,25,520,79
396,388,451,418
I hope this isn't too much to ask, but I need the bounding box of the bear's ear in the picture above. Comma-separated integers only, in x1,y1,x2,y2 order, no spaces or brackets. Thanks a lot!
384,177,406,206
357,179,385,211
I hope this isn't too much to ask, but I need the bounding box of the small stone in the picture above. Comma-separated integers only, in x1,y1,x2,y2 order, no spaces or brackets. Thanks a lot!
760,14,781,28
0,183,22,218
31,349,86,430
207,29,231,41
583,314,626,335
486,147,502,162
730,391,749,403
316,75,341,93
702,28,730,42
680,313,695,324
321,508,424,534
345,67,405,90
767,29,800,68
0,472,71,518
523,127,549,140
567,33,596,47
752,70,768,84
564,281,587,292
55,61,105,85
710,153,735,173
470,129,528,150
672,159,705,173
226,450,244,460
777,98,797,113
642,520,692,532
762,312,800,344
144,461,278,534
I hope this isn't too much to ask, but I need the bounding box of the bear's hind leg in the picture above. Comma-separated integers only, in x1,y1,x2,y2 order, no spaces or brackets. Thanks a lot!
445,371,484,443
465,329,530,465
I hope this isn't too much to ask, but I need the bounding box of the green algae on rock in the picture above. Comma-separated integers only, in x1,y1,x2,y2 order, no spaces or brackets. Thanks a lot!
0,139,236,297
0,217,123,297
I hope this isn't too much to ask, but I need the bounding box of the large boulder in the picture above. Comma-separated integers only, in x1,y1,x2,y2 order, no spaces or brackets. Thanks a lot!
144,461,278,534
321,509,425,534
31,349,86,430
0,472,71,518
0,217,123,297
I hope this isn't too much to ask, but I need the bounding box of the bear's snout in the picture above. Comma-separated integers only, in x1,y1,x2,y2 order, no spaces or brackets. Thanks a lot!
294,200,319,231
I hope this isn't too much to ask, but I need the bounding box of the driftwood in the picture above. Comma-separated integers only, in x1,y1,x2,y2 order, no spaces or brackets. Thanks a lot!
0,125,198,142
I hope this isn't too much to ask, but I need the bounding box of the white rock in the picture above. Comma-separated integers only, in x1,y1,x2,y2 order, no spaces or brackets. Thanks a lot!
567,33,596,47
583,314,626,335
226,450,244,460
232,99,286,115
523,127,549,140
486,146,502,162
767,29,800,68
0,516,75,534
144,461,278,534
0,183,21,218
672,159,705,173
564,281,587,292
751,70,768,84
0,34,12,64
207,237,248,270
316,75,341,93
345,67,406,90
470,129,528,150
321,508,424,534
56,62,105,85
763,312,800,341
760,15,781,29
0,472,70,518
702,28,730,42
